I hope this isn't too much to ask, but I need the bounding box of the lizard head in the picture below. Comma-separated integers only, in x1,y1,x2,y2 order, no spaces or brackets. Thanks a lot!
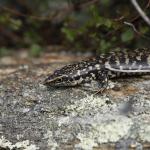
43,61,103,87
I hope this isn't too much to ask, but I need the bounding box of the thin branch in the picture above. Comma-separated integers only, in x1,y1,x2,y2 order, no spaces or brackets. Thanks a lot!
124,21,139,34
131,0,150,26
123,21,150,39
146,0,150,8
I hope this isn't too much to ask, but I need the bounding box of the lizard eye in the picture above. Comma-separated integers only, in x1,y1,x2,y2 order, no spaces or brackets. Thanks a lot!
57,78,62,82
57,78,63,82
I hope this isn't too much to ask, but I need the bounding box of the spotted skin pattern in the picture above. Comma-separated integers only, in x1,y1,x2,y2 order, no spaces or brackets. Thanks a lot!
44,48,150,91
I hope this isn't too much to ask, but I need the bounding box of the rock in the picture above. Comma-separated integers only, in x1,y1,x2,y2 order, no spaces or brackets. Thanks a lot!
0,63,150,150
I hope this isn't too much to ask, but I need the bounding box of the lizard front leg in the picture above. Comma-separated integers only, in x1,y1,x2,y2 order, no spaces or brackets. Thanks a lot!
80,70,109,94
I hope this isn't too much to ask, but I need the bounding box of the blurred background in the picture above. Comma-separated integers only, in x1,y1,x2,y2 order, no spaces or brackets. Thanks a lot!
0,0,150,58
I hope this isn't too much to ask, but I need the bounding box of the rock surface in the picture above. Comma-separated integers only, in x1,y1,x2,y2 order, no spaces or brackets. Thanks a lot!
0,56,150,150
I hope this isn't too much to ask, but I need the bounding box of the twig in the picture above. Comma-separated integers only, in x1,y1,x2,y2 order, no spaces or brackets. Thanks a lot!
131,0,150,26
124,21,140,34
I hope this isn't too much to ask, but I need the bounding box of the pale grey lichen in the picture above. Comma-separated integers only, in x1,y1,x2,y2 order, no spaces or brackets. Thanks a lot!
75,135,98,150
75,115,133,150
57,116,71,127
44,131,59,150
65,95,115,116
138,123,150,142
107,80,117,89
0,136,39,150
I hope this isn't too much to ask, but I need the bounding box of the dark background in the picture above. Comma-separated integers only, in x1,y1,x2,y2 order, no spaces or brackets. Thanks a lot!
0,0,150,57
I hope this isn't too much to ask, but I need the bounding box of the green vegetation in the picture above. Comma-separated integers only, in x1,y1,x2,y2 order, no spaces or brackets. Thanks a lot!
29,44,43,57
0,0,150,56
0,47,11,56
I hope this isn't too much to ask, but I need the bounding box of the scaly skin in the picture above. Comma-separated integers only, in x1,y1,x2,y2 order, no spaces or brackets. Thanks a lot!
44,48,150,90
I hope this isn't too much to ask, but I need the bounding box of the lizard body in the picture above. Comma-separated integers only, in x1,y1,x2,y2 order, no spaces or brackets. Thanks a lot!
44,48,150,90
